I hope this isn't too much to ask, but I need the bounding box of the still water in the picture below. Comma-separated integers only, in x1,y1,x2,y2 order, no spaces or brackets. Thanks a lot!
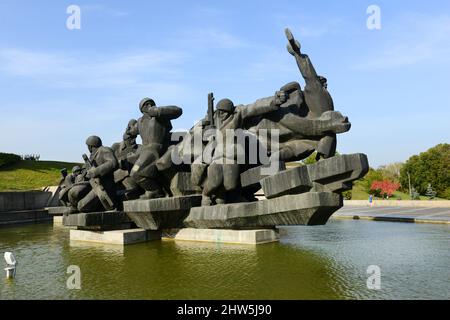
0,219,449,299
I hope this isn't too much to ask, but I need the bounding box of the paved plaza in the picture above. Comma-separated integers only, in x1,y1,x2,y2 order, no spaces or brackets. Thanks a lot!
333,206,450,224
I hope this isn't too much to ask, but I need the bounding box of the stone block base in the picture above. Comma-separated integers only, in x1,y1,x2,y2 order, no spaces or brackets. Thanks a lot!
185,192,342,229
168,228,279,245
70,228,161,245
63,210,132,230
261,153,369,198
46,206,75,215
124,195,202,230
53,216,63,225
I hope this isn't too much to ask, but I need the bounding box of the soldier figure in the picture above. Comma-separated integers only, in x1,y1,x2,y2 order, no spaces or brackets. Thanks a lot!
201,94,284,206
58,166,82,206
285,28,336,160
67,166,90,211
130,98,182,199
112,119,142,200
75,135,119,212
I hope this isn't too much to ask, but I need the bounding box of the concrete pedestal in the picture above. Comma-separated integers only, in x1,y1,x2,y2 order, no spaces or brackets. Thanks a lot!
46,206,75,215
53,216,63,225
124,195,202,230
63,210,132,230
168,228,279,245
70,228,161,245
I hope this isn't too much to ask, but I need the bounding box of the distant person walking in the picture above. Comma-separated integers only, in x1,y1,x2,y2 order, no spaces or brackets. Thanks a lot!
369,194,373,206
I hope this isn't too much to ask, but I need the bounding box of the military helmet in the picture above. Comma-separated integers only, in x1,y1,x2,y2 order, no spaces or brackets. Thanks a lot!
123,132,133,140
216,99,235,113
72,165,81,173
127,119,137,127
139,97,156,112
85,135,102,148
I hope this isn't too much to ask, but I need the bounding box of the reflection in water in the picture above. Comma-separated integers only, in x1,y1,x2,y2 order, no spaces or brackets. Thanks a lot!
69,241,125,255
0,220,449,299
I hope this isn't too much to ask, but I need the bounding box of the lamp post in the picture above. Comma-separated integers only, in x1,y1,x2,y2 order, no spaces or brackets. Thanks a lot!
407,171,412,199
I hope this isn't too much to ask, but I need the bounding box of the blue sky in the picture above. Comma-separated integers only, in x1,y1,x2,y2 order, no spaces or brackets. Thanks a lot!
0,0,449,167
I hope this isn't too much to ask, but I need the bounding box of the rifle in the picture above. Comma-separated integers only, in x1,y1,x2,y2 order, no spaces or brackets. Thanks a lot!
58,168,68,186
57,168,69,205
82,153,115,211
207,92,215,128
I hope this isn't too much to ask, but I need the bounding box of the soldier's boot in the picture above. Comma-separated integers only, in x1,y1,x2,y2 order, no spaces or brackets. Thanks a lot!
138,179,165,200
140,189,165,200
122,177,142,200
201,195,212,206
215,196,226,205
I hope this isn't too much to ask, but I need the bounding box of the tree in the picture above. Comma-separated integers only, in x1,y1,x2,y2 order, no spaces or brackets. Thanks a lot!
370,180,400,198
400,144,450,199
0,152,22,168
378,162,403,183
358,168,384,194
425,184,437,200
342,190,352,200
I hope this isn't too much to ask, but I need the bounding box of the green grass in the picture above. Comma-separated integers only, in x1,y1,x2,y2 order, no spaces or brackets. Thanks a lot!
0,160,81,191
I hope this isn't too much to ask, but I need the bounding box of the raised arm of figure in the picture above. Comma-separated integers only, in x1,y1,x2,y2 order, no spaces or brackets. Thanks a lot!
240,95,282,120
285,28,320,87
157,106,183,119
144,105,183,120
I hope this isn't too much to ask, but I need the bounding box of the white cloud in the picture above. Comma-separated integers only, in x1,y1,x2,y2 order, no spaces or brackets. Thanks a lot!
354,14,450,70
0,48,186,89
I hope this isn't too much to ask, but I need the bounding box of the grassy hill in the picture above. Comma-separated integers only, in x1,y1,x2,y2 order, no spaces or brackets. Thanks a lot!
0,160,81,191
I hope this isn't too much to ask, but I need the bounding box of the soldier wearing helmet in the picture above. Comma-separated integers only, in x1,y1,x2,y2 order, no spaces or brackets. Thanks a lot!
58,165,83,206
200,92,286,206
72,165,82,175
130,97,182,199
112,119,140,164
69,135,119,212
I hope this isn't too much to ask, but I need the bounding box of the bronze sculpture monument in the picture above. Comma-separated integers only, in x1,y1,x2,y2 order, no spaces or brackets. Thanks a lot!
61,28,368,234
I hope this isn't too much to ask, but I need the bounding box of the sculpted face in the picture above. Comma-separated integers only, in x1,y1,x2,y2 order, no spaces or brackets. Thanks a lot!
318,76,328,89
88,145,98,154
217,110,231,123
125,137,136,147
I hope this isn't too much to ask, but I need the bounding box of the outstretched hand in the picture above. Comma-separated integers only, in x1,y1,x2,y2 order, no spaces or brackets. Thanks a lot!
274,90,287,106
285,28,301,56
